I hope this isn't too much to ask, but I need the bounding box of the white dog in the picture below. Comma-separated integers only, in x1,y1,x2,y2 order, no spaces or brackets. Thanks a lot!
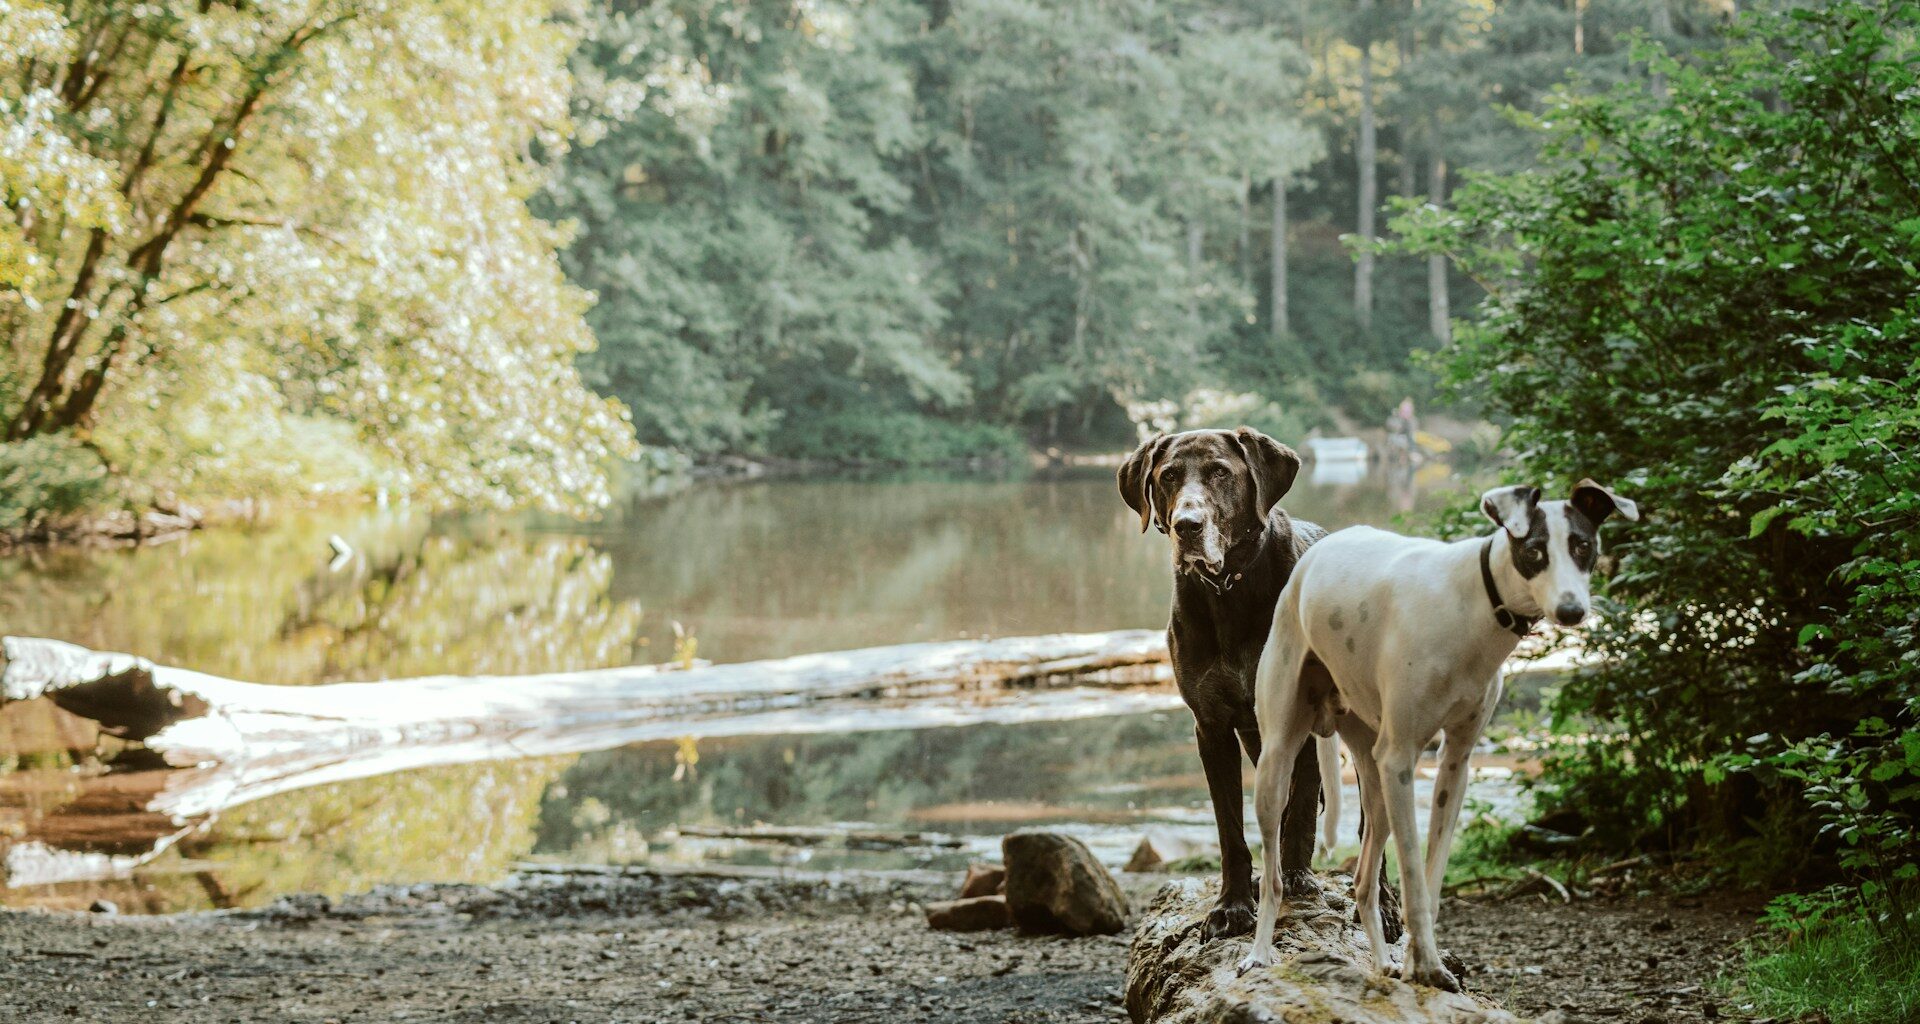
1236,480,1638,989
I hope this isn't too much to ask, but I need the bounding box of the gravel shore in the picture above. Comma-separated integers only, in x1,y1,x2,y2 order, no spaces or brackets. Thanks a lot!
0,866,1758,1024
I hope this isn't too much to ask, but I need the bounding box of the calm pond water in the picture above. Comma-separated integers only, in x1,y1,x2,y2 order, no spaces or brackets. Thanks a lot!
0,462,1494,913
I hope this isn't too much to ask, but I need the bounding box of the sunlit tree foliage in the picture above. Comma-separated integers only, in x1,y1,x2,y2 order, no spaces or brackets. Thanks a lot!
1,0,634,515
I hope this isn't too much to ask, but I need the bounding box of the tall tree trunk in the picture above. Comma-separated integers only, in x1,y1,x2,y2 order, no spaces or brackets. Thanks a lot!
1427,146,1450,346
1187,219,1205,318
1354,26,1377,333
5,229,108,440
1397,25,1418,202
1573,0,1586,56
1271,173,1290,341
1650,0,1673,99
1238,171,1252,288
1650,0,1673,36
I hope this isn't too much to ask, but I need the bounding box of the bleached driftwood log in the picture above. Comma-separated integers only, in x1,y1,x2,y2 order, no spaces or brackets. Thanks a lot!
0,631,1174,823
1127,877,1521,1024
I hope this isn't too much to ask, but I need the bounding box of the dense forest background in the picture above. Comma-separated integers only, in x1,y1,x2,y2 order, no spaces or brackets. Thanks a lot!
550,0,1729,463
2,0,1730,519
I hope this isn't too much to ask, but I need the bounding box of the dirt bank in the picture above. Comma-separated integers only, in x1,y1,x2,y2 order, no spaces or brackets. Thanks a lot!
0,867,1758,1024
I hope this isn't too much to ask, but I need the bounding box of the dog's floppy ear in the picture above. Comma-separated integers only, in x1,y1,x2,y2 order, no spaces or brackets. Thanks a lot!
1231,426,1301,521
1570,479,1640,525
1481,485,1542,538
1118,433,1170,533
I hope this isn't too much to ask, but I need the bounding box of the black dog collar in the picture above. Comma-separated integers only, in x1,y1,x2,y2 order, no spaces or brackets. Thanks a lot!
1480,536,1539,638
1191,568,1245,596
1187,528,1260,595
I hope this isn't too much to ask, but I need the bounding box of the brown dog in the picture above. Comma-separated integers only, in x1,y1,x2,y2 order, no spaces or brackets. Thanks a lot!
1120,427,1400,942
1118,427,1327,939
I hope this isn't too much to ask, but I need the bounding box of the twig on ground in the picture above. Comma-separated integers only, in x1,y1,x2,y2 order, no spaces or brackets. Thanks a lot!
1523,866,1572,904
1593,855,1649,876
1444,874,1514,893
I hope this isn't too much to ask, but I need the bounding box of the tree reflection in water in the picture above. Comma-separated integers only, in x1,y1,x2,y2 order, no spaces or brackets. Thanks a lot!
0,510,643,911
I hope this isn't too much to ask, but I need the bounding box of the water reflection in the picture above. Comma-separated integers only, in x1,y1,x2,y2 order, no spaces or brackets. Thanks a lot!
0,463,1478,912
532,710,1531,876
579,464,1467,664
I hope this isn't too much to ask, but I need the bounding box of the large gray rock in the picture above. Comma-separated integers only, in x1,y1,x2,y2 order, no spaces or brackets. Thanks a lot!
1002,830,1130,935
1126,877,1522,1024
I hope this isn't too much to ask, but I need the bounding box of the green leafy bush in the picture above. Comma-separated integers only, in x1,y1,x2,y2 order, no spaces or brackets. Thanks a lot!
1386,0,1920,914
0,435,115,534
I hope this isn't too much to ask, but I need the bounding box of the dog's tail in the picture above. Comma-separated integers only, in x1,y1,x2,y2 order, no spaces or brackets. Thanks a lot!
1316,734,1341,862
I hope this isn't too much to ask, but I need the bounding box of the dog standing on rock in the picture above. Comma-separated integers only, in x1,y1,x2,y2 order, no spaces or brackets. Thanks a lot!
1236,480,1638,989
1119,428,1396,941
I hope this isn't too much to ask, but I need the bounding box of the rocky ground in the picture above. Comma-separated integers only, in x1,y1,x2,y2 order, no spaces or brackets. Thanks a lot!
0,867,1761,1024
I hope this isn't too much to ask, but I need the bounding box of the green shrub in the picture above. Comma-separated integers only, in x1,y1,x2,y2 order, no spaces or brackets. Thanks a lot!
1386,1,1920,887
768,411,1027,466
0,434,116,534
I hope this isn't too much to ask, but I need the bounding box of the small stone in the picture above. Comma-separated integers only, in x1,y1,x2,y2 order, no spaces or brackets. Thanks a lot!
1123,833,1215,873
925,895,1013,932
959,863,1007,899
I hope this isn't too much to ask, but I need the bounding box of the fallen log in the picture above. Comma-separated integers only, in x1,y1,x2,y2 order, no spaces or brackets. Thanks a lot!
1126,877,1520,1024
672,824,965,850
0,631,1176,886
1,630,1171,805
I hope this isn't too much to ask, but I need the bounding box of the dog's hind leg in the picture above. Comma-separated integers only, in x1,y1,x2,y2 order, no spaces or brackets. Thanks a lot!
1315,735,1341,863
1339,717,1393,975
1377,724,1458,992
1239,723,1324,902
1237,623,1314,973
1236,704,1311,973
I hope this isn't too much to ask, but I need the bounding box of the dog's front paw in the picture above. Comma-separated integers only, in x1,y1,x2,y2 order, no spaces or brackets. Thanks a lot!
1235,949,1273,976
1202,898,1256,940
1399,962,1461,993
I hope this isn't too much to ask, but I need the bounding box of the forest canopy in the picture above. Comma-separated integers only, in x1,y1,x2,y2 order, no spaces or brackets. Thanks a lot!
552,0,1728,462
4,0,1731,520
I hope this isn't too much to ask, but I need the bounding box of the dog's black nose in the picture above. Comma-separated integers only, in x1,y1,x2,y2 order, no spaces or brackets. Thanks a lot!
1554,602,1587,626
1171,512,1204,537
